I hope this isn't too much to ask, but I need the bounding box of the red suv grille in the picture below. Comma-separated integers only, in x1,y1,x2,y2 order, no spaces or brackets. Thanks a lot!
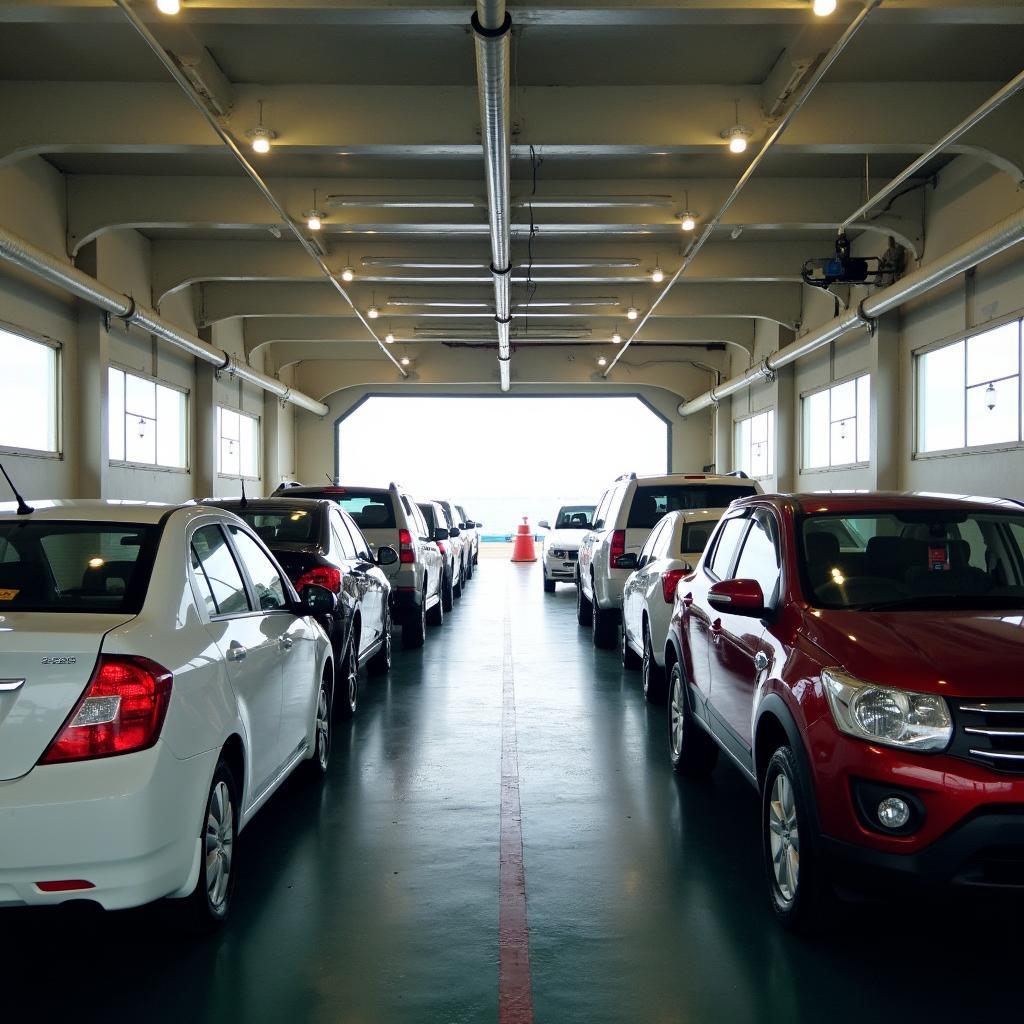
950,701,1024,774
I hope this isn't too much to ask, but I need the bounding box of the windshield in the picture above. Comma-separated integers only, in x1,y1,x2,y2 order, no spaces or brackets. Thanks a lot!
232,507,319,545
800,509,1024,610
627,485,756,529
555,505,595,529
681,519,720,554
0,520,158,613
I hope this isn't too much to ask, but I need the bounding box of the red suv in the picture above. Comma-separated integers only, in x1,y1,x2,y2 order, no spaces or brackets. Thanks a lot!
663,491,1024,929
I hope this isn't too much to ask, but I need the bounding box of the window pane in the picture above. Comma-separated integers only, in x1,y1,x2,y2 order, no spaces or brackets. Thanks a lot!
709,517,748,578
191,524,250,615
220,407,240,441
156,385,186,468
967,375,1019,447
856,375,870,463
125,414,156,465
830,379,856,421
734,418,751,476
124,373,155,418
228,526,287,611
966,322,1018,387
240,413,259,477
918,341,965,452
804,390,830,468
830,415,857,466
108,368,125,462
735,516,780,603
0,330,57,452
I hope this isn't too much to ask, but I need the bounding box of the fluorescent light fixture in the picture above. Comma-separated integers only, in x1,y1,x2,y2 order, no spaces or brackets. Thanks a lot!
156,0,180,13
512,196,674,209
328,196,482,209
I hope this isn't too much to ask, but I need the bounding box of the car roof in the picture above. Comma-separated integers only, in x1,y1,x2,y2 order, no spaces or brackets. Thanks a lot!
625,473,757,486
0,499,178,525
734,491,1024,515
210,497,328,512
282,485,389,497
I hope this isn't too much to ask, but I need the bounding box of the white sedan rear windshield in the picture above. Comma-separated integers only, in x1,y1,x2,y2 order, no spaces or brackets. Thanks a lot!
627,485,756,528
0,521,158,613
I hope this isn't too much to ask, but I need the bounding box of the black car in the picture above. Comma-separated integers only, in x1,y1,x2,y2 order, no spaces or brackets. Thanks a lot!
210,497,398,716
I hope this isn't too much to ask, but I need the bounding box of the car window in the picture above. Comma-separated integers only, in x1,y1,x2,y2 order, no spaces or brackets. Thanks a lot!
341,512,373,560
593,490,611,529
230,506,320,545
556,505,595,529
191,524,251,616
227,526,288,611
681,518,720,556
456,505,468,524
640,520,666,564
627,484,757,529
330,513,358,559
734,513,781,603
708,516,749,579
410,502,430,538
418,503,436,532
328,491,396,530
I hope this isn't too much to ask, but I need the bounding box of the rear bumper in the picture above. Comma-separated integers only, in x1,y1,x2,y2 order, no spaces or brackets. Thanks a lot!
0,742,216,910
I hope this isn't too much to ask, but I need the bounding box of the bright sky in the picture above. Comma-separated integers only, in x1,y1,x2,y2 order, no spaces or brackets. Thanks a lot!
338,396,668,537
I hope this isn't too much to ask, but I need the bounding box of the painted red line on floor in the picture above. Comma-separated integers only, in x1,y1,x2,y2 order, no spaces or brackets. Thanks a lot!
500,612,534,1024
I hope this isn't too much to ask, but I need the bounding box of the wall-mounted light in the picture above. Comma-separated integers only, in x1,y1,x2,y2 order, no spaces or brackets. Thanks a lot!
813,0,837,15
721,100,752,154
246,101,277,154
303,189,326,231
156,0,181,14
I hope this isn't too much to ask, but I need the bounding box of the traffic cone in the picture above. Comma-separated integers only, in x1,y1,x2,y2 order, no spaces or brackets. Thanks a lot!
510,516,537,562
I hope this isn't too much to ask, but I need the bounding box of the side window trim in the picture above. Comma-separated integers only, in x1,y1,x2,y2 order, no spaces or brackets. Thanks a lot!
224,521,293,615
704,513,752,583
187,520,255,620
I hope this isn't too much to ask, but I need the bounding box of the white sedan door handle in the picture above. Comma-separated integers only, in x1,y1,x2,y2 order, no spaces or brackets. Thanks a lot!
227,641,248,662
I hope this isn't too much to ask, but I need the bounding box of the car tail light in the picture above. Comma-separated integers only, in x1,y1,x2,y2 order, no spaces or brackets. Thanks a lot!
399,528,415,564
294,565,342,593
40,656,172,764
661,569,686,604
437,541,447,556
610,529,627,569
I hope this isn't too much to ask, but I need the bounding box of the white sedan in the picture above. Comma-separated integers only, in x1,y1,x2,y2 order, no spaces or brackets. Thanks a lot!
539,504,595,592
0,500,335,927
620,509,721,701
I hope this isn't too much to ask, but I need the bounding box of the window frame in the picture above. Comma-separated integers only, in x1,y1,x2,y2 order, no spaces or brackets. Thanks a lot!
187,521,253,621
216,403,262,481
108,364,189,473
733,408,775,481
0,322,62,460
913,314,1024,460
704,512,752,583
800,371,871,473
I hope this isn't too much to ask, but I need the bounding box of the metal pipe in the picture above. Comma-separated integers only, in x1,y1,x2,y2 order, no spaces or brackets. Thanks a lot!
471,0,513,392
679,204,1024,416
114,0,407,382
842,67,1024,229
0,225,329,416
603,0,881,379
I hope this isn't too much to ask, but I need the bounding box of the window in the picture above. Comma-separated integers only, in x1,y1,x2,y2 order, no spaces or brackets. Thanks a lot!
0,327,59,454
191,525,250,616
803,374,870,470
329,491,397,530
218,406,260,479
734,410,775,479
341,514,373,560
331,515,358,560
626,484,758,528
639,520,667,566
917,320,1024,454
228,526,288,611
108,367,187,469
708,516,749,579
734,513,781,604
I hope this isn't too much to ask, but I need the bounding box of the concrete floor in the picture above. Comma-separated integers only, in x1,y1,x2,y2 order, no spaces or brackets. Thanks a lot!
6,554,1024,1022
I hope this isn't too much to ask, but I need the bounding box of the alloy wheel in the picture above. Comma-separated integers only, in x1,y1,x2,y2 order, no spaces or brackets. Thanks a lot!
670,674,684,759
205,780,234,912
642,631,652,696
316,683,331,769
346,636,358,713
768,773,800,903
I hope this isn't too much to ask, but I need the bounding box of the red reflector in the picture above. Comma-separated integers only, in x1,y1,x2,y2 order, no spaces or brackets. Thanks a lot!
610,529,626,569
294,564,342,593
323,487,348,494
436,541,447,556
40,656,172,764
662,568,687,604
683,475,706,479
36,880,95,893
399,528,415,564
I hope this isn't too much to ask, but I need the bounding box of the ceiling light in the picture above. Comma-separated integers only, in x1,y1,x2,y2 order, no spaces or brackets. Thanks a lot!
367,305,379,319
156,0,180,13
813,0,837,15
651,266,664,284
597,356,607,367
385,332,395,344
678,189,698,232
246,101,276,154
400,356,411,366
612,331,623,345
303,189,325,231
721,100,752,154
626,306,639,321
341,266,354,282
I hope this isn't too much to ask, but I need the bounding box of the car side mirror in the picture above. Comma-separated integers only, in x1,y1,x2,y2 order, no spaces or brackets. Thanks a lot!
616,553,638,570
538,520,550,530
301,583,338,616
636,554,648,569
708,578,765,616
377,545,399,566
465,520,476,529
593,519,604,530
434,527,449,542
449,527,461,537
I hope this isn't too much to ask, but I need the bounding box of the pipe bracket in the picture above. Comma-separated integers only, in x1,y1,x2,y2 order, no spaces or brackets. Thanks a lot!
470,11,512,39
856,298,877,334
116,296,138,326
490,262,513,277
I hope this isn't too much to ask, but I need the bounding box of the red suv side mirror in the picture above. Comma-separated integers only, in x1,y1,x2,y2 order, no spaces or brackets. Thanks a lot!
708,578,765,616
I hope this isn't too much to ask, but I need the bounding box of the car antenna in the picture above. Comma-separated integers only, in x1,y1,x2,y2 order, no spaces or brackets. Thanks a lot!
0,463,34,516
325,472,336,485
239,479,249,509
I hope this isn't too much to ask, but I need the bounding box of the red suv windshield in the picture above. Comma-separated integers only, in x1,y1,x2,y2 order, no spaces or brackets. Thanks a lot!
800,509,1024,610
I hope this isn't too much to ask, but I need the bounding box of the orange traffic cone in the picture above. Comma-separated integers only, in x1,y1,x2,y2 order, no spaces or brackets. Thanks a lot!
510,516,537,562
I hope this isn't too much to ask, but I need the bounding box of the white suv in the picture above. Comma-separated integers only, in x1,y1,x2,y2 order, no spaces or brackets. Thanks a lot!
576,472,762,647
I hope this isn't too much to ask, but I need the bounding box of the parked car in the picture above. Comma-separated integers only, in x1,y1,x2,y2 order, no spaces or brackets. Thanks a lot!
663,490,1024,930
434,499,470,592
620,509,721,700
539,504,595,592
210,497,396,715
577,472,762,649
456,504,481,567
419,500,459,613
0,500,335,926
272,482,443,649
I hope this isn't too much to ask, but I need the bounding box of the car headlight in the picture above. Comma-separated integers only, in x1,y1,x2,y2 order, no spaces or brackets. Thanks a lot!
822,668,952,752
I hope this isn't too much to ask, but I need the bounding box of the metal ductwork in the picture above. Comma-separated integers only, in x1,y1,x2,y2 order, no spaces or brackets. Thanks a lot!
0,226,329,417
679,205,1024,417
471,0,513,392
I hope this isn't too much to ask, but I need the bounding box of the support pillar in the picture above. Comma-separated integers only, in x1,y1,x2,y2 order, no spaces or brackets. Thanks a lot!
74,242,109,498
869,311,901,490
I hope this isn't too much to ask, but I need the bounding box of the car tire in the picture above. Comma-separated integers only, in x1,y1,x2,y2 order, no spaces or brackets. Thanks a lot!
591,584,618,650
762,745,832,932
403,589,427,649
621,622,641,669
576,571,593,626
441,569,454,612
180,758,239,931
453,563,463,599
367,608,392,677
306,670,333,776
543,569,556,593
642,624,667,703
427,585,444,626
465,557,473,581
339,629,358,718
668,662,718,776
